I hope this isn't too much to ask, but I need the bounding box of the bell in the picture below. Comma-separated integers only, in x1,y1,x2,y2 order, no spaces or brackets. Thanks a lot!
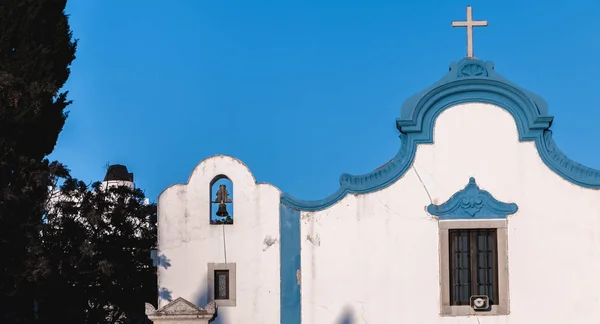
216,203,229,217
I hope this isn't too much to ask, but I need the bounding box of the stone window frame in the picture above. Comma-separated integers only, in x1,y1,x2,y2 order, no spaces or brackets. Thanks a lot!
439,219,509,316
208,263,236,307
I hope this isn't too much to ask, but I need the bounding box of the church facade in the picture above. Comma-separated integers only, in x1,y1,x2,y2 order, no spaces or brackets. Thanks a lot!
147,10,600,324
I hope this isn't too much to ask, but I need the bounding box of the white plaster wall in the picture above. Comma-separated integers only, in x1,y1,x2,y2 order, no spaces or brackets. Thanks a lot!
300,103,600,324
157,155,281,324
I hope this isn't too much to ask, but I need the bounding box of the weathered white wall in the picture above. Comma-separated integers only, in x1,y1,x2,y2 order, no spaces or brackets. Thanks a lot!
300,103,600,324
157,156,281,324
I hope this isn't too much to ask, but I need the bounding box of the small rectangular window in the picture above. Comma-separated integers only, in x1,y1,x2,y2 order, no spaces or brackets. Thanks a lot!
208,263,236,307
449,228,498,306
214,270,230,300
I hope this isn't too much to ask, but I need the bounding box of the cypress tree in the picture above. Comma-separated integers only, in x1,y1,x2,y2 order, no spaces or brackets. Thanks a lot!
0,1,76,322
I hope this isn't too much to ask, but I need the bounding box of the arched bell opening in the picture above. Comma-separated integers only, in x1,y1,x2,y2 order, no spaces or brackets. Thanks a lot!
209,175,234,225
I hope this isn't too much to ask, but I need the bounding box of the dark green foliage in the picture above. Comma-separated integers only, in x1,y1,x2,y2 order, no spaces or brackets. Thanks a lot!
0,1,157,323
37,176,157,324
0,1,76,322
0,0,76,159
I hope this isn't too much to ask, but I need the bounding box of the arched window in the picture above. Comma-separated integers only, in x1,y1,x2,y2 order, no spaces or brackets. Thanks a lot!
210,175,234,225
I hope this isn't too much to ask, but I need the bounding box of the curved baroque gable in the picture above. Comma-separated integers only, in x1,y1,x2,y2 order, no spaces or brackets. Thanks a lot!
281,58,600,211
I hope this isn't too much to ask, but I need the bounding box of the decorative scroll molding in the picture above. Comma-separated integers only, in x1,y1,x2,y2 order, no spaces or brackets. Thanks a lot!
536,130,600,187
280,57,600,211
426,177,518,220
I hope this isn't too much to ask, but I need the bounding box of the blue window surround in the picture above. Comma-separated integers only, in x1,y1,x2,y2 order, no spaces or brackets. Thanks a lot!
281,58,600,212
427,177,518,220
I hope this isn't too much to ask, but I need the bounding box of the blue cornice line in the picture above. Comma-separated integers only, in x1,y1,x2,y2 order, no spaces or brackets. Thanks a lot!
280,58,600,211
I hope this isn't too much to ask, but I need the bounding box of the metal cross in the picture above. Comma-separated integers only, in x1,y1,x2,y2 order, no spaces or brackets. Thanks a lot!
451,6,488,58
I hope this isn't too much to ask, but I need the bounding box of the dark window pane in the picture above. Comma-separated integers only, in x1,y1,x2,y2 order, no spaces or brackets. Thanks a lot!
449,228,498,306
214,270,229,300
449,230,471,305
474,229,498,304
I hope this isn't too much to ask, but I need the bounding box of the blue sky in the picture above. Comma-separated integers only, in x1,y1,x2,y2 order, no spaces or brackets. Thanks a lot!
51,0,600,202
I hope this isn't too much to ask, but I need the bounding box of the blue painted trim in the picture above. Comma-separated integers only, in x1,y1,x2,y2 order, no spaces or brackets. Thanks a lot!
279,204,301,324
427,177,518,220
280,58,600,211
